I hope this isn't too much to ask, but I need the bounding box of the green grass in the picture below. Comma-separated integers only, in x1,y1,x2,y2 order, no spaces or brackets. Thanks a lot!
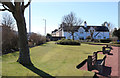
2,41,104,76
0,56,2,76
82,41,120,47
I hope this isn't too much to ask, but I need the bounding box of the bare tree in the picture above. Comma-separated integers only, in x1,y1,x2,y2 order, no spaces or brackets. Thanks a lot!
0,0,32,66
102,21,114,38
102,21,114,31
1,13,15,29
90,30,93,40
62,12,82,40
113,28,120,40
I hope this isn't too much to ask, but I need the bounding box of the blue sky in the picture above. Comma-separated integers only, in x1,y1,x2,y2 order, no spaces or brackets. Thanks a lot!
0,2,118,35
24,2,118,35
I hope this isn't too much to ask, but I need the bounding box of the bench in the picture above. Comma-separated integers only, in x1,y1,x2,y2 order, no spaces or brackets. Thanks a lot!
102,45,113,54
87,52,107,74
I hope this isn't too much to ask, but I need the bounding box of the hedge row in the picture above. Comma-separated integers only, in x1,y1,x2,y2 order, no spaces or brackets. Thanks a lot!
56,39,81,45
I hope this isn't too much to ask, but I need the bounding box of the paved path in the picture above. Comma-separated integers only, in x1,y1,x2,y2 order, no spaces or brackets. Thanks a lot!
78,45,120,77
105,46,119,76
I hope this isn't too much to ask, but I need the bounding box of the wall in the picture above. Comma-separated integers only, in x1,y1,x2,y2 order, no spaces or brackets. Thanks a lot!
61,26,110,40
94,32,109,39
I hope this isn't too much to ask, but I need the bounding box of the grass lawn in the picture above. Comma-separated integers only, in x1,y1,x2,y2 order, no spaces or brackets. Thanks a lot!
82,42,120,47
2,41,104,77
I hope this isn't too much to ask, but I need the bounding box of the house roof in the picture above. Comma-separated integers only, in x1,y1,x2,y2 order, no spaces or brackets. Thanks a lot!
51,25,109,34
63,26,80,32
94,26,109,32
62,26,109,32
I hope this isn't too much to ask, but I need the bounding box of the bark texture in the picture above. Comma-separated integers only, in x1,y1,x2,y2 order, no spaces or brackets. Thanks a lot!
13,6,32,66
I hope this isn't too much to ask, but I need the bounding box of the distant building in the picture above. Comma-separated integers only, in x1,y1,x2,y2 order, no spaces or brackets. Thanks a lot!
51,21,109,40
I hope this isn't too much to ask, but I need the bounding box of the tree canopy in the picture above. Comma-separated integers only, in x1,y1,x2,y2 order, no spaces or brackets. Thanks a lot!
62,12,83,40
113,28,120,40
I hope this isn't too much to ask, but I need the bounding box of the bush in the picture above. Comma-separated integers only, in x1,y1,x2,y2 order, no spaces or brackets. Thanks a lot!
94,39,100,42
29,33,46,46
56,39,81,45
111,41,120,44
86,36,91,40
100,39,112,43
2,25,19,54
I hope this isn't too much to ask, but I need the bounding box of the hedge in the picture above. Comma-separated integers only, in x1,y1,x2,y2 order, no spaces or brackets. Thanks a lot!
100,39,112,43
56,39,81,45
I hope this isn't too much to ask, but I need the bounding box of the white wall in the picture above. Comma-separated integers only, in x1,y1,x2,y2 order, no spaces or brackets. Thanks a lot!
63,26,109,40
94,32,109,39
64,32,72,39
62,29,64,36
77,27,86,39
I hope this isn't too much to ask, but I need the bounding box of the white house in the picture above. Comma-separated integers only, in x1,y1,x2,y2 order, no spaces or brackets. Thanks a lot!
51,21,109,40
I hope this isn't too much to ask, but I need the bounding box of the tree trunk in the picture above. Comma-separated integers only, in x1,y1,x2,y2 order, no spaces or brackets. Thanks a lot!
13,11,33,66
72,32,74,40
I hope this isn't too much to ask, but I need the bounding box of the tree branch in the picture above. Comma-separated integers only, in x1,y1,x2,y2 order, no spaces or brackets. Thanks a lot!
22,2,24,7
3,4,11,11
21,1,24,10
1,2,14,12
0,4,12,12
0,8,6,11
14,2,21,9
24,0,31,9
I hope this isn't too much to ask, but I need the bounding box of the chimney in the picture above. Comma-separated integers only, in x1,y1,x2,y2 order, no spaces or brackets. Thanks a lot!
105,23,108,27
84,21,87,27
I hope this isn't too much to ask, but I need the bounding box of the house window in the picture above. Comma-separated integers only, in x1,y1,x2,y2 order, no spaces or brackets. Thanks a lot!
90,30,94,33
80,32,83,34
98,36,101,39
104,37,106,39
79,37,84,40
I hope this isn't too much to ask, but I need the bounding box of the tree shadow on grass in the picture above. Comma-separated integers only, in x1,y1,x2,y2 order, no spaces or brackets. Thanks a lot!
23,64,55,78
76,59,87,69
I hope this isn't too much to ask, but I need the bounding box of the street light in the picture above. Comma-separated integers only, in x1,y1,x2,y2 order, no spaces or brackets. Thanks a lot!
27,3,31,41
43,19,46,36
29,3,31,35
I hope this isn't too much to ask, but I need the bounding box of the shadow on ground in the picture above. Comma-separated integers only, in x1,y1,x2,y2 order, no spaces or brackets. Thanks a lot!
93,66,112,77
76,59,87,69
23,64,55,78
76,59,112,78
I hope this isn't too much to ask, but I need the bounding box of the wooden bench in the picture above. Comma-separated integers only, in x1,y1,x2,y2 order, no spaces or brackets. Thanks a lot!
87,52,107,74
102,45,113,54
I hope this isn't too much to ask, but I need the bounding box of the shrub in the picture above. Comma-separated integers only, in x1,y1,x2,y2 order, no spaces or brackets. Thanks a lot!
86,36,91,40
94,39,100,42
100,39,112,43
111,41,120,44
2,25,19,54
29,33,46,46
57,39,80,45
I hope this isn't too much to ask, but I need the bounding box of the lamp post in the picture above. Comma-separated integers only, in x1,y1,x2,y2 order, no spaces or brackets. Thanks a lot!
29,3,31,36
43,19,46,36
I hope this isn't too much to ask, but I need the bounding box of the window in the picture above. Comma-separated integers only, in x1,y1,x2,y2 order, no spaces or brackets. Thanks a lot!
80,32,83,34
98,36,101,39
90,30,94,33
79,37,84,40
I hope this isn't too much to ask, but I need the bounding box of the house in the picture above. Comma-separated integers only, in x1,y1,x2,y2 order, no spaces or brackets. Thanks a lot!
51,21,109,40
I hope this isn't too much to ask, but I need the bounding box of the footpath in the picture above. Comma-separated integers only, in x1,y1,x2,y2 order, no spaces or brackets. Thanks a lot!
78,45,119,77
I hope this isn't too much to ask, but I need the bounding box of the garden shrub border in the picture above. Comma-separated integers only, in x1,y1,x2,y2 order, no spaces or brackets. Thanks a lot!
56,39,81,45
